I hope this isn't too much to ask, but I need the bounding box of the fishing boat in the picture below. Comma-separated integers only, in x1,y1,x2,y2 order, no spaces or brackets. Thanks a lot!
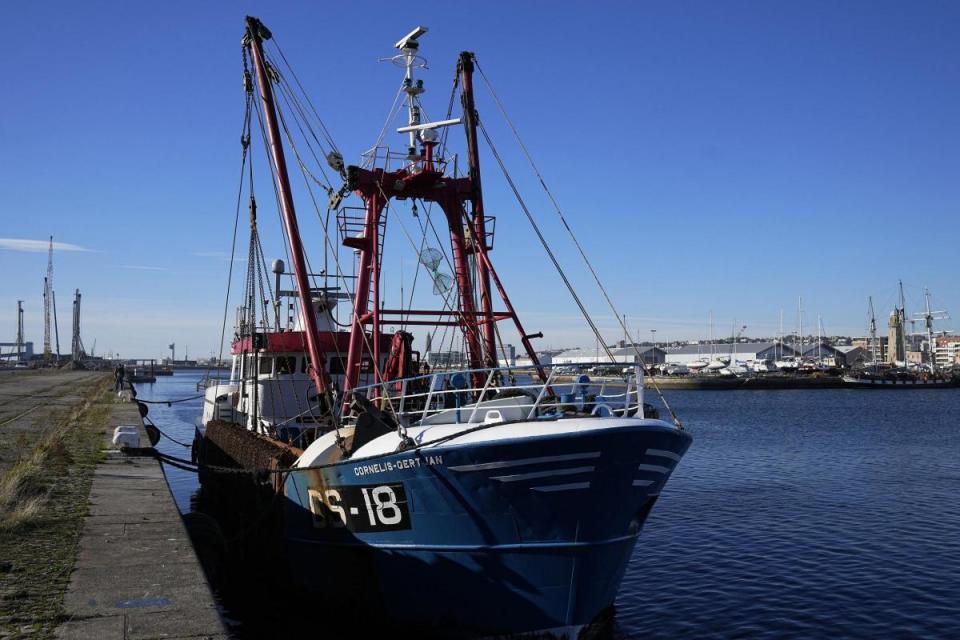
196,17,692,637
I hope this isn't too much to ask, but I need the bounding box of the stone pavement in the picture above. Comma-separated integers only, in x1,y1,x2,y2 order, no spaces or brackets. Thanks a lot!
55,393,226,639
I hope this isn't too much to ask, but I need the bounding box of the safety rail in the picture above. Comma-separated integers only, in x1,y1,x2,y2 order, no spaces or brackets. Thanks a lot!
360,144,453,175
196,377,229,393
348,363,648,426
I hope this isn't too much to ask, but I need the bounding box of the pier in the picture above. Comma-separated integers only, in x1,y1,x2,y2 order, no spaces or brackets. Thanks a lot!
0,370,224,638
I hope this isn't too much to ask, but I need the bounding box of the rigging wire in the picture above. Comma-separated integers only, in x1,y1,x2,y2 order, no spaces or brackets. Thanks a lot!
266,37,341,154
250,76,337,433
476,119,616,364
474,59,684,429
259,78,407,422
215,74,254,374
364,82,407,167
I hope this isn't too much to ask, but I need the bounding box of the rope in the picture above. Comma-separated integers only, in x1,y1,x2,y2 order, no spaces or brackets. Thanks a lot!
477,120,616,365
143,416,193,448
138,395,203,405
474,59,684,429
214,71,252,375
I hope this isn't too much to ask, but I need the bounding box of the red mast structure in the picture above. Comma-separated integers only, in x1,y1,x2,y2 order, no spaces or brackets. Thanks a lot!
340,30,545,410
244,17,334,412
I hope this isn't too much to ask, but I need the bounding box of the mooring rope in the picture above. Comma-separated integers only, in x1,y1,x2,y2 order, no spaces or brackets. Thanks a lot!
137,394,203,406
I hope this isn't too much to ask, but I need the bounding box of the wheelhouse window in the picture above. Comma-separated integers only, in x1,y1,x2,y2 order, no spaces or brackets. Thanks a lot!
258,356,274,375
276,356,296,375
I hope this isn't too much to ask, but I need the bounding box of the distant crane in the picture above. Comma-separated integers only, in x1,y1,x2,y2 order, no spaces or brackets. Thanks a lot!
169,343,176,363
43,236,54,359
71,289,85,362
15,300,24,362
52,289,60,359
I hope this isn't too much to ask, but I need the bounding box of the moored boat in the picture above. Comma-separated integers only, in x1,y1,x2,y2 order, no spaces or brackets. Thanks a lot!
195,17,692,637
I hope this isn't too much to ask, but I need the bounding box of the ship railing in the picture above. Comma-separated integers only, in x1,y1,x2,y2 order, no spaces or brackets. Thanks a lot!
360,144,452,175
196,376,229,393
348,363,649,426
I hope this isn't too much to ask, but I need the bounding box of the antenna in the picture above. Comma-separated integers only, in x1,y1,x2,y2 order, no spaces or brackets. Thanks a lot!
391,26,461,163
397,26,429,157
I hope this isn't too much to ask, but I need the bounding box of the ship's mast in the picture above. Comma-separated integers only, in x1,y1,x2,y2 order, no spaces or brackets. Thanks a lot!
458,51,496,366
338,26,546,407
868,296,877,363
244,16,334,415
924,288,934,370
898,279,907,356
708,309,715,362
798,295,803,360
817,314,822,363
915,287,949,372
778,308,783,360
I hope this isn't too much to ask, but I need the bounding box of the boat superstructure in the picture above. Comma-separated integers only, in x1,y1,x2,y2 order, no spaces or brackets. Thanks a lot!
195,17,693,637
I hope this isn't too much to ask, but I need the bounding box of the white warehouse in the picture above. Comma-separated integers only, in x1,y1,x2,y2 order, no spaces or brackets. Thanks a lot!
664,342,798,365
553,345,666,366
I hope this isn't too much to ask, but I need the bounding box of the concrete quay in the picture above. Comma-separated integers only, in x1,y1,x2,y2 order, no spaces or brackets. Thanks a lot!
55,387,225,640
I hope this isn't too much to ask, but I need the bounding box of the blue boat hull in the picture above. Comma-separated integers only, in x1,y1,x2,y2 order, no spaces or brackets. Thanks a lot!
283,420,691,637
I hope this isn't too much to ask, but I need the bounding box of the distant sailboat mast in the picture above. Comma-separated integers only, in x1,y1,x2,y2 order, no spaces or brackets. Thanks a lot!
817,314,822,363
798,296,803,360
709,310,714,360
778,308,784,360
898,279,907,358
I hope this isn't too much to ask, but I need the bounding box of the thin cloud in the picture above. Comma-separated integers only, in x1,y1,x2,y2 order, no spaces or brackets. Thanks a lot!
193,250,246,263
120,265,170,272
0,238,93,253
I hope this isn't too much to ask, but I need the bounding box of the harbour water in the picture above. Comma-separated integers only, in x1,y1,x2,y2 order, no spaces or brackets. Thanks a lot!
136,371,960,638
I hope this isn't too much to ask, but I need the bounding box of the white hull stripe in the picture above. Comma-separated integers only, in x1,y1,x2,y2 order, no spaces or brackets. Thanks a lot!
637,463,671,474
646,448,681,462
492,466,595,482
632,479,655,487
531,482,591,492
449,451,601,472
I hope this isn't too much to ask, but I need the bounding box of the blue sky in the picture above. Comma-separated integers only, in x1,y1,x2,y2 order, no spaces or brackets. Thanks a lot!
2,1,958,359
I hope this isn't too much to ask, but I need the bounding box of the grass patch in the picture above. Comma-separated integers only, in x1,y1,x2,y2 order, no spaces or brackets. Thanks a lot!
0,374,112,638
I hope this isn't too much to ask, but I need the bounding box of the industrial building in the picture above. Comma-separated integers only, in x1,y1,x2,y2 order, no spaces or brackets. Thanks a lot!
553,345,665,366
831,345,869,368
664,341,797,365
800,343,854,368
1,341,34,362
